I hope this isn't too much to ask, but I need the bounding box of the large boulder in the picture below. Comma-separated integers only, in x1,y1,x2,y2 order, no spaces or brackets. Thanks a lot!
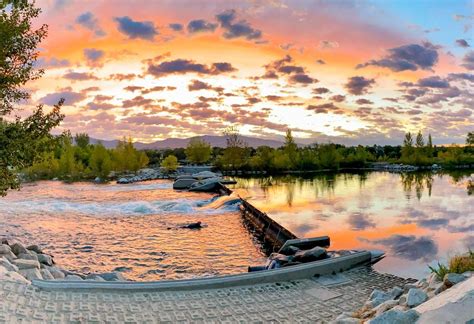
65,274,83,281
17,251,38,261
26,244,43,254
293,246,327,263
0,244,11,254
389,286,404,299
368,309,419,324
0,244,16,260
37,253,53,266
0,265,30,284
93,272,126,281
46,266,65,279
368,289,392,307
0,257,19,272
416,276,474,324
406,288,428,307
19,268,43,281
40,268,54,280
10,242,28,256
13,259,40,270
443,273,466,288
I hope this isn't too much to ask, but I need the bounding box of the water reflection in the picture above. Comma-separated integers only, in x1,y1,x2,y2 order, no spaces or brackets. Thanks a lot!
232,170,473,279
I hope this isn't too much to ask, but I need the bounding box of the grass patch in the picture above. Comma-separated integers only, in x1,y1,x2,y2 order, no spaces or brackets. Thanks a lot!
429,250,474,280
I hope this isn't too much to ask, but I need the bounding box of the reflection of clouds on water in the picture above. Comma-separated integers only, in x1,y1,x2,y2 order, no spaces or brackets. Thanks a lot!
294,223,317,236
362,234,438,261
400,205,470,231
347,212,376,231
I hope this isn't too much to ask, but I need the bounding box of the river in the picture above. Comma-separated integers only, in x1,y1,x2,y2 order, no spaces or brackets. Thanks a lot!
0,170,471,280
232,170,473,279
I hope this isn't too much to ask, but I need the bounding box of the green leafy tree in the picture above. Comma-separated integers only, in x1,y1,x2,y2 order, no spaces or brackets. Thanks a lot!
89,143,112,180
416,131,424,148
161,155,178,173
317,144,341,169
401,132,415,162
467,132,474,145
0,1,63,195
426,134,434,157
220,127,248,169
185,138,211,164
112,137,149,172
284,129,298,169
75,133,90,149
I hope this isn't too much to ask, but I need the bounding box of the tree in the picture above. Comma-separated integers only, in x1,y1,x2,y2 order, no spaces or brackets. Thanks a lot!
112,137,149,172
467,132,474,145
401,132,415,162
1,1,47,114
284,129,298,169
416,131,424,148
220,126,248,169
0,1,64,195
161,155,178,173
426,134,434,157
75,133,90,149
185,138,211,164
89,143,112,180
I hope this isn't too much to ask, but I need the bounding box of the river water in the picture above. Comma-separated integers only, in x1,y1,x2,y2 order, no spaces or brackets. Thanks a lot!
0,181,266,281
232,170,473,279
0,170,472,280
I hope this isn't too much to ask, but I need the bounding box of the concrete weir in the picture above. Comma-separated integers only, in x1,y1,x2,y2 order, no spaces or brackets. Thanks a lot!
217,182,297,252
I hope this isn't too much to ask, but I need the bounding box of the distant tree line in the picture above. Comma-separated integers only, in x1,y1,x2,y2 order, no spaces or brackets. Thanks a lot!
26,134,149,181
149,129,474,173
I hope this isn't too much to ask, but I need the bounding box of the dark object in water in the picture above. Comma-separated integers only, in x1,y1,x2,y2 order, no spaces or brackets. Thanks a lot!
181,221,202,229
278,236,330,255
293,246,327,263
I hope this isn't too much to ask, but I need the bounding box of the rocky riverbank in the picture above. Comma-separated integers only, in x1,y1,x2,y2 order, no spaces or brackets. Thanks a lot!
333,266,473,323
0,240,126,284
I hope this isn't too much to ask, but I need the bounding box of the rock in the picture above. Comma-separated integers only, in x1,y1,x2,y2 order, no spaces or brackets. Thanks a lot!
10,242,28,256
180,221,202,229
19,268,43,281
368,289,392,307
0,265,30,284
85,274,106,281
117,178,129,184
17,251,38,261
1,239,8,245
398,295,407,306
0,244,12,254
65,274,83,281
293,246,327,263
368,309,419,324
389,286,403,299
47,266,65,279
404,283,417,293
416,276,474,324
416,278,429,289
462,271,473,278
332,313,359,323
406,288,428,307
13,259,40,270
433,283,446,295
0,244,16,260
0,257,19,272
94,177,102,183
26,244,43,254
93,272,126,281
427,272,441,287
373,299,399,316
443,273,466,288
40,268,54,280
37,253,53,266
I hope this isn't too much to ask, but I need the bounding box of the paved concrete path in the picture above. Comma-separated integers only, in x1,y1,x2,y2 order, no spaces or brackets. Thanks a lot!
0,267,414,323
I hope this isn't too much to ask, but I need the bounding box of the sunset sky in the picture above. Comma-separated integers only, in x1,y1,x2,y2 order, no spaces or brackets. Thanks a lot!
25,0,474,145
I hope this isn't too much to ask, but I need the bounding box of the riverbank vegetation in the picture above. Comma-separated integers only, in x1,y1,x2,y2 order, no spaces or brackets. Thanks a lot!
145,129,474,173
429,250,474,280
26,134,148,181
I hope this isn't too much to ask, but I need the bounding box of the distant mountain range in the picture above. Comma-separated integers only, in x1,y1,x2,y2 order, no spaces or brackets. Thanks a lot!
89,135,294,149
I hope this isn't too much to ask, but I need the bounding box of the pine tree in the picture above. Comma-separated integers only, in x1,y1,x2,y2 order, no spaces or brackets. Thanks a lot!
416,131,424,148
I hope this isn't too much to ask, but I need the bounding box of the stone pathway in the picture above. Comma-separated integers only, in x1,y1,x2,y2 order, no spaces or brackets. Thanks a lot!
0,267,415,323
